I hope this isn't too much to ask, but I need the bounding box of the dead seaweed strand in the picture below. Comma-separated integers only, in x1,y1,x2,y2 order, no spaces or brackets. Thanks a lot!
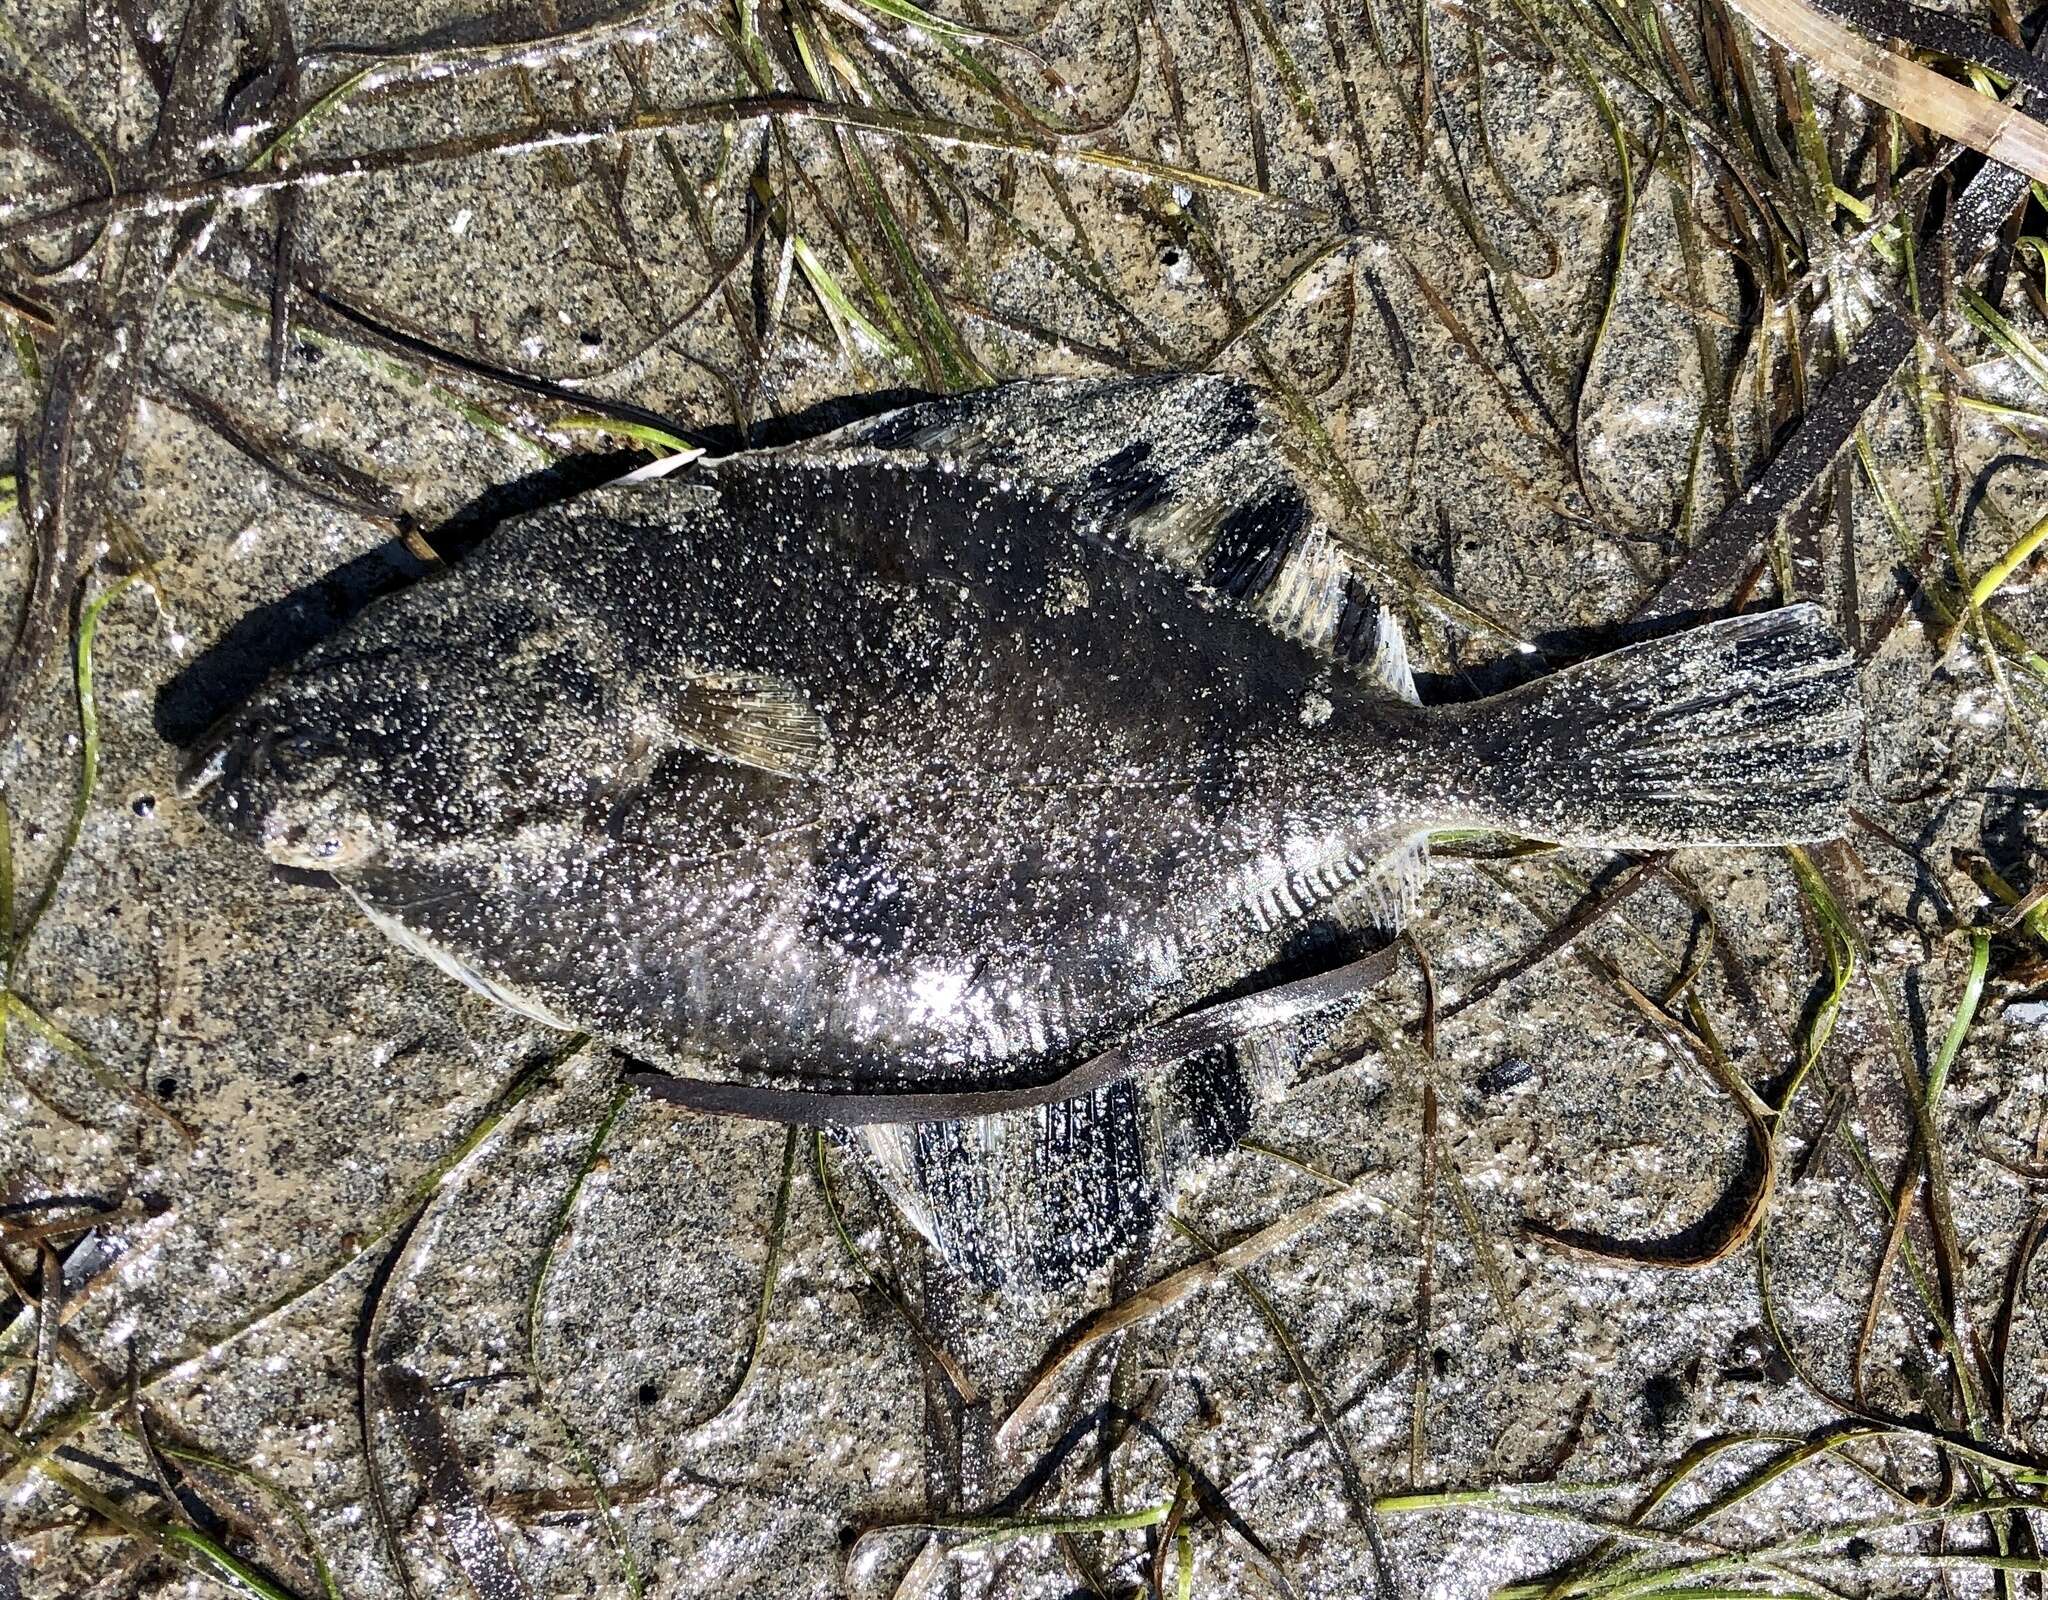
1666,144,1738,537
1383,1467,2048,1594
1638,24,2045,623
1778,855,2006,1458
1,994,197,1146
1359,0,1580,425
1774,1091,1980,1417
154,1441,344,1600
1374,1480,1783,1562
1167,1214,1406,1599
11,571,148,969
852,1497,1172,1563
573,204,777,387
1470,858,1779,1267
377,1365,536,1600
143,374,406,530
0,1250,50,1435
1411,1084,1438,1487
931,164,1181,364
296,281,705,449
354,1242,431,1600
1504,1492,2048,1596
1566,92,1665,545
182,286,557,462
964,1366,1301,1590
1524,963,1779,1268
0,0,237,748
358,1168,497,1597
1989,1210,2048,1435
1147,1471,1194,1600
0,1200,148,1248
0,569,194,1144
128,1384,214,1543
1440,855,1665,1024
1219,0,1272,195
0,27,118,279
941,293,1144,371
1459,17,1566,282
1204,235,1369,371
0,1041,582,1500
1730,0,2048,181
295,4,685,81
0,1418,310,1600
1518,1424,1905,1597
1851,924,1992,1414
1816,847,1990,1429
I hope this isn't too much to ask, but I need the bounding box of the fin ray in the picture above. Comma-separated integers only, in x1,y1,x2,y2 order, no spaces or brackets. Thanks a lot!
673,670,834,778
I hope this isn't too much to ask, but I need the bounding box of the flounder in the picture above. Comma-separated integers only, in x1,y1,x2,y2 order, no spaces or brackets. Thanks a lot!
181,375,1859,1287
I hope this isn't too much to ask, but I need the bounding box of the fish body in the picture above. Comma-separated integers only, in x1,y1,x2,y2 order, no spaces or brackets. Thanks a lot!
183,375,1858,1286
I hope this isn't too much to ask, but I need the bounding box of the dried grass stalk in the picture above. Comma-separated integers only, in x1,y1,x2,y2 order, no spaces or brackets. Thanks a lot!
1726,0,2048,182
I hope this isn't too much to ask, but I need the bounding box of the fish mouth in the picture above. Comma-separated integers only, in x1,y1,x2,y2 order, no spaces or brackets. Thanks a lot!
175,719,263,806
271,864,344,891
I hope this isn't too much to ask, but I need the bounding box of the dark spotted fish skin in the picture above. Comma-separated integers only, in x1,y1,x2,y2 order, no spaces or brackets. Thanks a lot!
183,375,1859,1287
190,379,1434,1077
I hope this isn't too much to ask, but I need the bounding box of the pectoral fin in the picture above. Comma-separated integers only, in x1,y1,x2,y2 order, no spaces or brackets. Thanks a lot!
674,670,834,778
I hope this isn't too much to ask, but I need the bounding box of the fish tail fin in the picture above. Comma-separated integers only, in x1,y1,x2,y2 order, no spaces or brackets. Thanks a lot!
1458,605,1859,848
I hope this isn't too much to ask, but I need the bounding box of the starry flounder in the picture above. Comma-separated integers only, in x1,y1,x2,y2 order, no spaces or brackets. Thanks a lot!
181,375,1859,1287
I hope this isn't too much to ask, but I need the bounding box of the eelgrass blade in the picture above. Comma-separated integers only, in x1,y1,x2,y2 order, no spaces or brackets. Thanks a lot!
525,1086,642,1597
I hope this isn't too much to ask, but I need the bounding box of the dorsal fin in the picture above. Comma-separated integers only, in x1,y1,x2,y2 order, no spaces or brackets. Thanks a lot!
813,375,1420,706
673,670,834,778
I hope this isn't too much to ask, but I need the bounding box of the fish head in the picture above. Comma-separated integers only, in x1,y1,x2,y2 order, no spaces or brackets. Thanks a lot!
177,578,633,877
178,696,385,870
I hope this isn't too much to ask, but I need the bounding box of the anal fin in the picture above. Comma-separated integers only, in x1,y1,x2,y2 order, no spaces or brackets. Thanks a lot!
848,944,1403,1289
1344,829,1430,932
1238,828,1432,938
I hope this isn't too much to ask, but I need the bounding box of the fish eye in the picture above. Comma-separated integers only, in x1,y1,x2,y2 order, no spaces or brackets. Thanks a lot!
267,816,381,871
277,729,342,761
266,727,349,786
